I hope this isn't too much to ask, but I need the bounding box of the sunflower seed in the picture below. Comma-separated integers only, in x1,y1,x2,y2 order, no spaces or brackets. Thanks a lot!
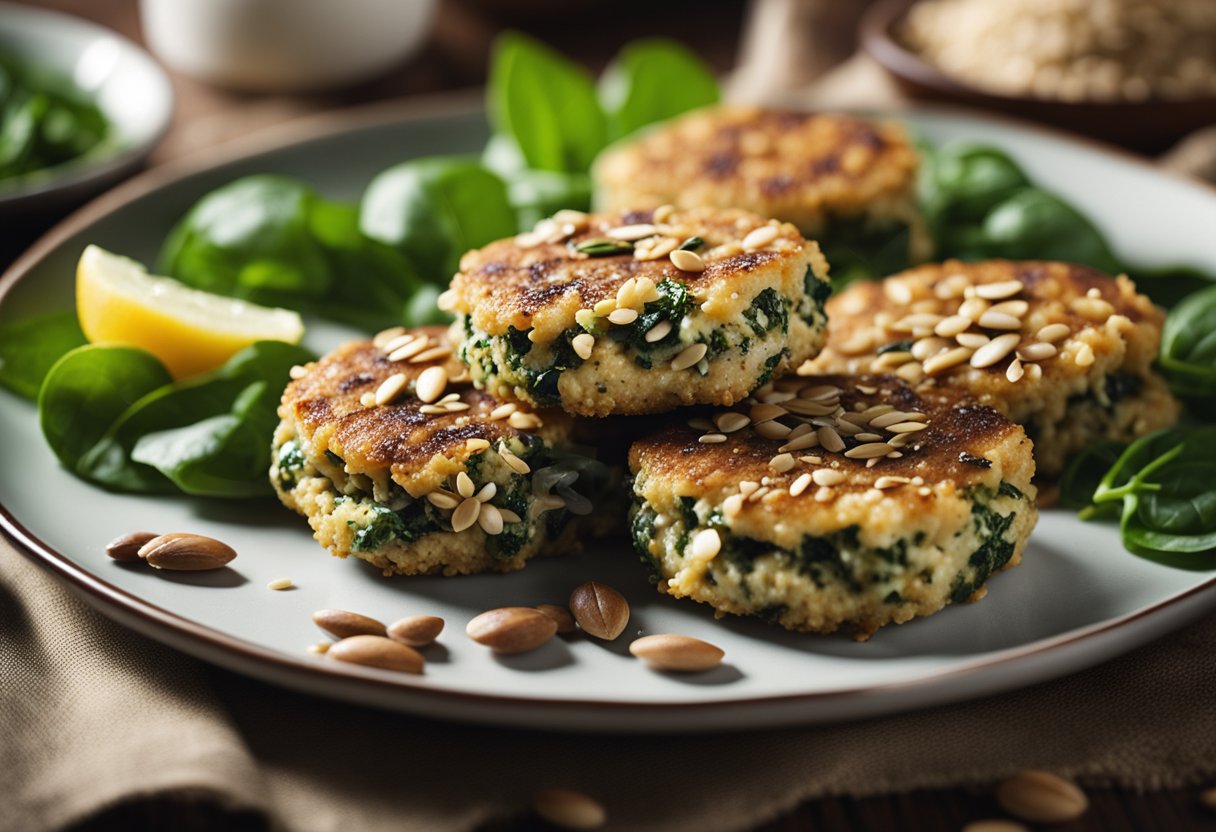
789,472,813,496
977,310,1022,330
572,333,595,360
451,498,481,532
644,320,673,342
1018,342,1057,362
970,333,1021,368
975,279,1023,299
669,249,706,272
1037,323,1070,342
715,412,751,433
409,345,452,364
844,442,895,459
478,504,504,535
671,342,708,370
754,419,792,440
416,366,448,403
1075,343,1096,366
1006,358,1025,382
742,225,780,251
923,346,974,375
817,426,846,452
934,315,973,337
388,338,429,362
698,433,727,444
374,372,408,406
607,223,657,241
812,468,844,486
426,490,460,510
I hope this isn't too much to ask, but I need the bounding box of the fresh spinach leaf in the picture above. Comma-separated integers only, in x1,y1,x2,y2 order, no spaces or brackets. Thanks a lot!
918,142,1030,232
598,38,718,140
1090,426,1216,566
980,188,1121,273
306,199,422,331
489,32,607,174
130,380,280,497
482,134,593,228
38,345,172,472
0,311,86,399
161,175,424,331
1159,284,1216,402
42,341,312,497
360,156,516,282
159,175,332,301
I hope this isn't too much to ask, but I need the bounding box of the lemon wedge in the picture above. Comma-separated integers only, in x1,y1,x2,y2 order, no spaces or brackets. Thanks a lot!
76,245,305,379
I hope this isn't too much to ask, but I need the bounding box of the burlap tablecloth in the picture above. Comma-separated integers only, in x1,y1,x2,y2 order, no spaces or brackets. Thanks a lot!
4,538,1215,832
6,3,1216,827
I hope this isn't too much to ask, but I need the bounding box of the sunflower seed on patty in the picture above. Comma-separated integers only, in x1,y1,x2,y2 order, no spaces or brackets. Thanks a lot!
844,442,895,459
489,402,517,420
754,419,792,440
875,476,911,490
410,345,452,364
970,333,1021,368
387,338,429,362
1006,357,1025,382
698,433,727,444
1074,343,1096,366
715,412,751,433
924,346,974,376
933,315,972,338
374,373,408,406
607,307,638,325
644,320,673,342
812,468,844,486
975,280,1023,299
817,426,846,452
572,333,595,360
769,453,796,472
1037,323,1071,342
478,504,504,535
955,332,991,349
741,225,780,250
451,498,481,532
1018,342,1057,361
886,421,929,434
671,342,708,370
607,223,657,241
669,249,706,272
415,366,448,403
498,445,530,474
977,310,1022,330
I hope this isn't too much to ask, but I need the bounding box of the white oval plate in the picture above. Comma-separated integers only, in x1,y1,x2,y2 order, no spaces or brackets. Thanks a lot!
2,101,1214,732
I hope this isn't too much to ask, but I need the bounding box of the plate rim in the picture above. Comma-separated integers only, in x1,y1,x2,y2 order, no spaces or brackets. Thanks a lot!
3,94,1216,725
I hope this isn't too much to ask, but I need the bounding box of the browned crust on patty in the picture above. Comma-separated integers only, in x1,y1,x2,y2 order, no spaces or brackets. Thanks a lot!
629,374,1029,511
594,106,920,231
280,328,567,496
447,206,820,343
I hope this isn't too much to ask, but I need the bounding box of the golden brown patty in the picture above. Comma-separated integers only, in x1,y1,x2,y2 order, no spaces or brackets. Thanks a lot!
271,327,614,576
629,373,1038,639
804,260,1180,476
593,105,928,257
445,206,831,416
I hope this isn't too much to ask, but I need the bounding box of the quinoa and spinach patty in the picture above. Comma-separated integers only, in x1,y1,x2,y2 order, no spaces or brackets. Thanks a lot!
628,374,1038,640
271,328,612,576
804,259,1181,477
592,106,931,286
442,206,831,417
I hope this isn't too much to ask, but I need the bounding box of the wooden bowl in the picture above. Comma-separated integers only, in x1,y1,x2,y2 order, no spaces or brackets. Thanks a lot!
861,0,1216,154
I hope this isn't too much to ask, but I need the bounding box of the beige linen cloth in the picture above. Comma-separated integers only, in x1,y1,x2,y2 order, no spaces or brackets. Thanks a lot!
7,3,1216,828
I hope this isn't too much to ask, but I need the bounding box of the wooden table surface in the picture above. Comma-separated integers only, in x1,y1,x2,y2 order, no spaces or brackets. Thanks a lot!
6,1,1215,830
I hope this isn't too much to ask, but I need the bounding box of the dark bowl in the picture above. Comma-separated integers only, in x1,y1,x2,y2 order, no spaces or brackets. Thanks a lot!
861,0,1216,154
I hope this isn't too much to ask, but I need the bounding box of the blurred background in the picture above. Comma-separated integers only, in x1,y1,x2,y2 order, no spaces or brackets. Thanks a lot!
4,0,1216,261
